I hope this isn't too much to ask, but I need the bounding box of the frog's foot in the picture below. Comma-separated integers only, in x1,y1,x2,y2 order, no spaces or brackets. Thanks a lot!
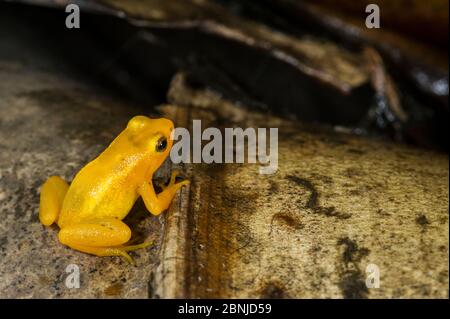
67,242,153,265
162,170,190,197
39,176,69,226
140,172,189,216
114,241,153,264
66,243,137,264
120,241,153,252
162,170,190,190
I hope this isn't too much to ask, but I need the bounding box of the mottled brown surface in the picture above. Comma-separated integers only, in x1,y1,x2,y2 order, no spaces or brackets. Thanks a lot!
151,73,449,298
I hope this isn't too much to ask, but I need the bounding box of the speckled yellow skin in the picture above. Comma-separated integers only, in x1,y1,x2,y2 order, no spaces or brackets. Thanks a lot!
39,115,189,263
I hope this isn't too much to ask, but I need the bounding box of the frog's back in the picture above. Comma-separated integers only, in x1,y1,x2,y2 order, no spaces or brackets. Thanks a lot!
57,156,139,227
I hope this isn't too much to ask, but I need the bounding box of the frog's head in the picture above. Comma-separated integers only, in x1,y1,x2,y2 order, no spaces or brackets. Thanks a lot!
124,115,174,171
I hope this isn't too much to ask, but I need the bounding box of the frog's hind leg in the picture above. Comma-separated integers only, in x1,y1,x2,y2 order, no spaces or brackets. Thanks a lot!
39,176,69,226
58,218,152,264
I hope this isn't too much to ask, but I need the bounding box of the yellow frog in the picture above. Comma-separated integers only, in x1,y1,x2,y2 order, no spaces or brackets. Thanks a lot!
39,115,189,264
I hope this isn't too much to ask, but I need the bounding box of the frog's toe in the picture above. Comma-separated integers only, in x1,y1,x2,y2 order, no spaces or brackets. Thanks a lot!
120,241,153,252
167,170,179,187
175,180,190,188
119,251,135,265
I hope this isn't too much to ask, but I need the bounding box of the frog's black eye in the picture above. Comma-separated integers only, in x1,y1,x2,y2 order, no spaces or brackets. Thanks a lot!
155,136,167,152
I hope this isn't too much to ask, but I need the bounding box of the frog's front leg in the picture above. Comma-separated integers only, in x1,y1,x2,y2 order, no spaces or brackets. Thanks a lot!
139,171,189,216
58,218,151,264
39,176,69,226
